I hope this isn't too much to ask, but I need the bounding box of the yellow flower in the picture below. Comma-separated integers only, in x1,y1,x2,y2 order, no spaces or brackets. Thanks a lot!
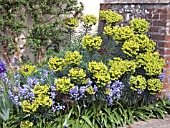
55,77,74,94
20,65,37,76
81,14,97,26
82,35,102,51
130,75,147,91
122,40,140,57
147,78,163,94
130,18,149,34
100,10,123,24
88,61,110,88
65,18,79,29
109,58,136,81
33,84,49,95
21,100,39,113
68,68,87,85
86,86,95,95
65,51,82,66
48,57,65,71
35,94,52,107
20,120,33,128
104,25,114,36
105,88,111,95
136,52,165,76
112,26,134,42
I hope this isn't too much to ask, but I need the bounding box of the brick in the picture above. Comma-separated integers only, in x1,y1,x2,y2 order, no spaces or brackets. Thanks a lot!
146,14,159,19
162,56,170,62
148,27,159,32
151,35,166,41
158,49,170,55
163,83,170,90
158,42,170,48
163,77,168,83
153,20,167,26
165,36,170,40
160,14,167,20
159,29,167,35
146,8,155,13
156,9,168,13
164,70,170,76
100,4,112,10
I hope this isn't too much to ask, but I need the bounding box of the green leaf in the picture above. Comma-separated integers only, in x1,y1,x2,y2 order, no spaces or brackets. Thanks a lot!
81,116,94,128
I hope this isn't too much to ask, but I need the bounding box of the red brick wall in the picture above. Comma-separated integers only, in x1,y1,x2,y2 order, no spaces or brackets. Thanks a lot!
100,2,170,95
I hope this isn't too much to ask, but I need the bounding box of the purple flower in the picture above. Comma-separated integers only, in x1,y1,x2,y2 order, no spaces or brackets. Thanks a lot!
168,94,170,101
63,123,68,128
137,89,143,94
51,85,56,91
69,86,79,100
52,103,65,112
87,78,93,86
158,73,165,82
93,85,98,92
79,86,86,94
0,61,7,74
69,86,86,100
105,80,124,105
27,77,39,88
51,92,56,99
155,103,159,108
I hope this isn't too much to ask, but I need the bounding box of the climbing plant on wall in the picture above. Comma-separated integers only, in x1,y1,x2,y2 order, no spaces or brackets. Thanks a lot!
0,0,84,66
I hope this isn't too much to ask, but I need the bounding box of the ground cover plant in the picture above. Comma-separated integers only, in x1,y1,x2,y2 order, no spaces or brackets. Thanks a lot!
0,6,170,128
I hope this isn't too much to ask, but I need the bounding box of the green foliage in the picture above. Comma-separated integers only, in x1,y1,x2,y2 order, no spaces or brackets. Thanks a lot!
0,0,84,65
130,18,150,34
0,10,167,127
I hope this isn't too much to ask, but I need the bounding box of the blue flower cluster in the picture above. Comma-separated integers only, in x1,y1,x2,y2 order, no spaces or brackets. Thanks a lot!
105,80,124,105
50,85,65,112
69,78,98,100
8,74,37,106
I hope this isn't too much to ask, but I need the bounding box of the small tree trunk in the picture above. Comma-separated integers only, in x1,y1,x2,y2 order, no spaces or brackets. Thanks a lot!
0,47,14,69
38,48,42,64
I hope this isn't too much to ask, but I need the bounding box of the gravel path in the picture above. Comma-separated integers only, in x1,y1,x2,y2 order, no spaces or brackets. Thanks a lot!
119,115,170,128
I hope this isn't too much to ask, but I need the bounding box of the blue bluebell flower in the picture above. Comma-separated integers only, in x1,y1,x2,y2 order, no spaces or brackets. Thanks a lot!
105,80,124,105
87,78,93,86
69,86,87,100
27,77,39,88
155,103,159,108
0,61,7,74
158,73,165,82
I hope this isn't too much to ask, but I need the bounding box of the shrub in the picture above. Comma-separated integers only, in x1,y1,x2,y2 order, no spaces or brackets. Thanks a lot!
0,10,166,127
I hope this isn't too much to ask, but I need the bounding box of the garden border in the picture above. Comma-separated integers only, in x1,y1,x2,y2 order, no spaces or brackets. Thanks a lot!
99,0,170,96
